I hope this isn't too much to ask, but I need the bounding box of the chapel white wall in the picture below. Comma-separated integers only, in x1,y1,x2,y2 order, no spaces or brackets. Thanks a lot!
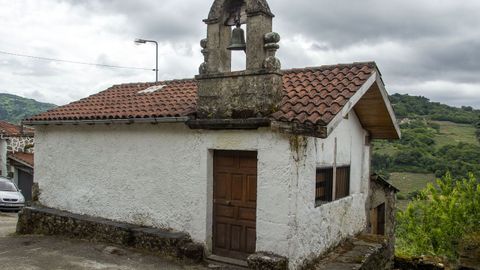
286,111,371,269
34,123,294,257
0,139,7,177
35,113,370,270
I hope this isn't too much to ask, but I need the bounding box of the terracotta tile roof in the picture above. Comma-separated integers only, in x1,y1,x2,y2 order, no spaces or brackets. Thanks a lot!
0,121,34,137
26,62,377,127
272,62,376,126
8,152,34,168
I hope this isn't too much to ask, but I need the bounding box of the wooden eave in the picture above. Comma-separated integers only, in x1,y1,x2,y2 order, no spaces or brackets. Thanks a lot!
326,71,401,140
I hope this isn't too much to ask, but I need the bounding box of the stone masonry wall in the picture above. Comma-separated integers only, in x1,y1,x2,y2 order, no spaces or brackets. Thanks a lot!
7,136,34,153
17,207,204,262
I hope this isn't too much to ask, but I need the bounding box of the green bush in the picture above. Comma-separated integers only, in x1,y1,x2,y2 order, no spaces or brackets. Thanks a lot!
396,173,480,261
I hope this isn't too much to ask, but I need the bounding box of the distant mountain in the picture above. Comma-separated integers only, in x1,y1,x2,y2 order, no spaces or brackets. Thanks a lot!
390,93,480,124
0,93,56,124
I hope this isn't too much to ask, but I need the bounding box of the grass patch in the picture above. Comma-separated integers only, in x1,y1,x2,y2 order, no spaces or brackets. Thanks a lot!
432,121,479,148
372,140,400,155
389,172,436,198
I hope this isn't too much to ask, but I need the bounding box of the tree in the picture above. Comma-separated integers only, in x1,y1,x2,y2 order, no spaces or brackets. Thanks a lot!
396,174,480,261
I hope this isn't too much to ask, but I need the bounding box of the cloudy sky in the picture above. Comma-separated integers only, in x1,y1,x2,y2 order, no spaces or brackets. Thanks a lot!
0,0,479,108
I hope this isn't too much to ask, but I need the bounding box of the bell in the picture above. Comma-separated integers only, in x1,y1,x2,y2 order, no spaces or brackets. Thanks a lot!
227,25,246,51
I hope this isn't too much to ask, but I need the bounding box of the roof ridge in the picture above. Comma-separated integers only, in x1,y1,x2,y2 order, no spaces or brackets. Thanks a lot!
281,61,377,73
110,78,197,88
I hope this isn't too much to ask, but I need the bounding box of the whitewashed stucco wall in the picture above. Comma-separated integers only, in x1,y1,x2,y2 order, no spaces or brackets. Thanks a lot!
34,123,294,256
0,139,7,177
286,111,370,269
34,113,369,270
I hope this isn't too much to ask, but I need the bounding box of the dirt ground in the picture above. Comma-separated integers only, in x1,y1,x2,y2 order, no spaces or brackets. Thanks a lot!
0,211,211,270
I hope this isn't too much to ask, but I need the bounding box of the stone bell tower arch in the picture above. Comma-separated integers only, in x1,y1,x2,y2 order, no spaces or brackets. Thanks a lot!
196,0,282,119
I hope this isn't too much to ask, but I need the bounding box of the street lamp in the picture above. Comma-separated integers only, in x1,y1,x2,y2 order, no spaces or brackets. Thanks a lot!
135,38,158,83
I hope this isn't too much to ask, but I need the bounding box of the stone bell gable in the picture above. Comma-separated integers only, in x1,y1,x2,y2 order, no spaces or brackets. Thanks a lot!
196,0,283,119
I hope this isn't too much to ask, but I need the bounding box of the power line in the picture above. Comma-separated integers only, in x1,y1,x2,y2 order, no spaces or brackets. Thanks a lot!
0,50,154,71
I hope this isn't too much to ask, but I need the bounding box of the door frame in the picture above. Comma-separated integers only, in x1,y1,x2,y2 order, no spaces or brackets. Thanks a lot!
209,149,258,260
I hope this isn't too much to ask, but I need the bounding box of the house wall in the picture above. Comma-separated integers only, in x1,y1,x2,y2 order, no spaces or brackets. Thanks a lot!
0,139,7,177
34,123,295,258
368,179,397,267
34,113,370,270
7,136,35,153
286,111,371,269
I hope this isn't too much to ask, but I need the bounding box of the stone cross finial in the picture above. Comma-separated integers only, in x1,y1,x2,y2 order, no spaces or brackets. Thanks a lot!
263,32,281,72
199,39,209,75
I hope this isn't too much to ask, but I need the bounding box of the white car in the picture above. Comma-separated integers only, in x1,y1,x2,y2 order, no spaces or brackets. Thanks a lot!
0,177,25,212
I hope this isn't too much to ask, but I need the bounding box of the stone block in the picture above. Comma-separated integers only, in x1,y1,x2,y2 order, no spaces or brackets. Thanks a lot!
178,242,205,263
16,207,204,262
247,252,288,270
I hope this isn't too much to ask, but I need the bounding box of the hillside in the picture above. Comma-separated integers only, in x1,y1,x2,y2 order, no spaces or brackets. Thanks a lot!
0,93,56,124
373,94,480,207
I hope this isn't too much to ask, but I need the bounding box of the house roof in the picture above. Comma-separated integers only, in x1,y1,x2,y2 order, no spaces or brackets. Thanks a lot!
8,152,34,168
0,121,34,137
371,174,400,193
25,62,400,139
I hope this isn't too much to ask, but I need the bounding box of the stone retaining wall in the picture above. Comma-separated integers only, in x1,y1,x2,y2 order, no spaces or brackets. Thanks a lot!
17,207,204,262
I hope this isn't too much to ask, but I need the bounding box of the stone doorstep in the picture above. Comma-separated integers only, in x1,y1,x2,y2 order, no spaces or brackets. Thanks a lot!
16,207,204,263
206,254,249,269
247,252,289,270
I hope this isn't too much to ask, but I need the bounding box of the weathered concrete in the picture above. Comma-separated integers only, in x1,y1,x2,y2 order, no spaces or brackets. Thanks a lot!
17,207,204,262
306,234,392,270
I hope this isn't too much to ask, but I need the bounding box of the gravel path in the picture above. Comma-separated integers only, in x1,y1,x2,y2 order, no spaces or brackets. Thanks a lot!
0,211,210,270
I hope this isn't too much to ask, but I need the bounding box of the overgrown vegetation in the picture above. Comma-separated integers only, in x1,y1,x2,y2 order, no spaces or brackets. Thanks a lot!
0,93,56,124
373,94,480,180
373,120,480,179
396,173,480,261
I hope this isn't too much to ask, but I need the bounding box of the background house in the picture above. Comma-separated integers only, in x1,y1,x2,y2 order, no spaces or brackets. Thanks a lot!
23,0,400,268
0,121,34,201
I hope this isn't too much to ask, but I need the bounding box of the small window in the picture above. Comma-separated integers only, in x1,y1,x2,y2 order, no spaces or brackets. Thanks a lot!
315,166,351,205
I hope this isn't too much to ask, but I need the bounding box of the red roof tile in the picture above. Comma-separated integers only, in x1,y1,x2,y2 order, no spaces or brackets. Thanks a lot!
0,121,34,137
8,152,34,168
26,62,377,127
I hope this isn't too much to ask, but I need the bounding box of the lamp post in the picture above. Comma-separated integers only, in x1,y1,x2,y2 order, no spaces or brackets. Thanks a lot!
135,38,158,83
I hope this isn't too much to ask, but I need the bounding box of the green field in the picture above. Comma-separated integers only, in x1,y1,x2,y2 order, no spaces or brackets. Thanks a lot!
432,121,479,148
389,172,436,197
388,172,436,210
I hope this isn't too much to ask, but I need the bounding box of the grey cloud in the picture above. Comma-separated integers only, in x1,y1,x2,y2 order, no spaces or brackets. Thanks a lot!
1,0,480,108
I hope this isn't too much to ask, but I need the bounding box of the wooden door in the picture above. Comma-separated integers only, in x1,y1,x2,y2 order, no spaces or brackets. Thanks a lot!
213,150,257,260
377,203,386,235
18,169,33,201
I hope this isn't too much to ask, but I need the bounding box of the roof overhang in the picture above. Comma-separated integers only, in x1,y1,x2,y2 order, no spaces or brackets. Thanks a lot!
22,117,190,126
8,155,33,170
326,71,401,140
